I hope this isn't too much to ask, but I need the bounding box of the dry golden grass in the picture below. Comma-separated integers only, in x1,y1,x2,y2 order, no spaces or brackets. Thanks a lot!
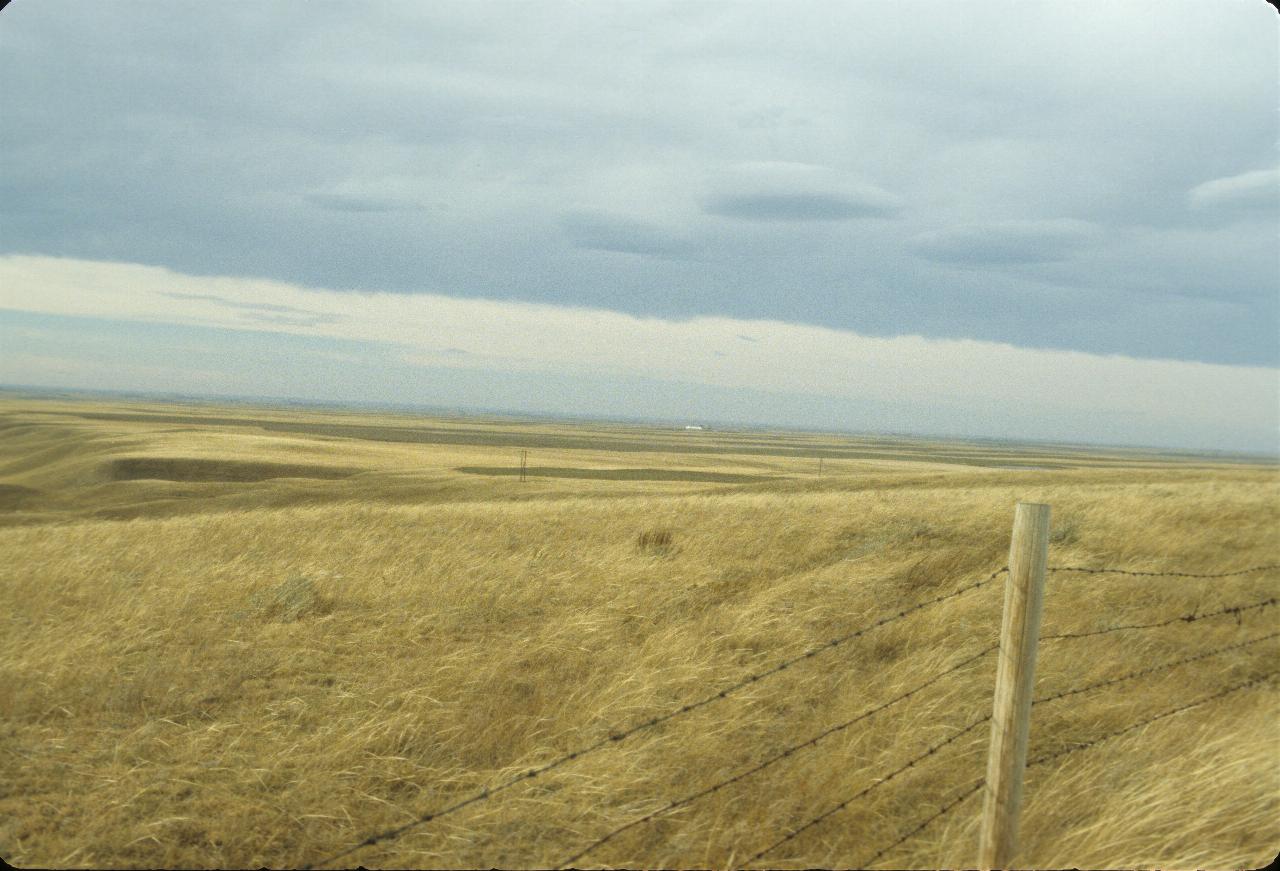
1,395,1277,869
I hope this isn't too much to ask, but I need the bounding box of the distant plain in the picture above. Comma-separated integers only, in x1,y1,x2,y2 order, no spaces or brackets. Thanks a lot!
1,393,1276,869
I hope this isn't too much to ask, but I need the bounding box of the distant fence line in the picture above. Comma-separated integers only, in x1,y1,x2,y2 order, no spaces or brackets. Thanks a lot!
302,518,1278,870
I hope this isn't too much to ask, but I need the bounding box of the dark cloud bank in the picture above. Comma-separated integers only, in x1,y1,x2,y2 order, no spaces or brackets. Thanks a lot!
1,0,1276,365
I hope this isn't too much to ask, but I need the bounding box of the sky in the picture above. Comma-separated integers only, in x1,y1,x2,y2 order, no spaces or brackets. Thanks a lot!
1,1,1277,452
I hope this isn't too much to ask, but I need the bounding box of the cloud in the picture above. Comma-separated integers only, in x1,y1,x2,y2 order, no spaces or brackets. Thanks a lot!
1,254,1275,452
241,312,344,327
162,291,333,317
0,2,1275,366
161,291,343,326
707,192,891,222
1,351,233,391
704,162,901,221
304,193,411,214
911,219,1098,265
559,211,697,258
1188,168,1279,212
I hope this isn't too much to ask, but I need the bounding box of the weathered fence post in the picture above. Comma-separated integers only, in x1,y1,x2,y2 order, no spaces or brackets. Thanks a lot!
978,501,1051,869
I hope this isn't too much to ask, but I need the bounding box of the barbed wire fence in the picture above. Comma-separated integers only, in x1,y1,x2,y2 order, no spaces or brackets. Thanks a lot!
302,567,1008,870
860,669,1279,869
556,643,1000,869
760,629,1280,868
302,518,1279,870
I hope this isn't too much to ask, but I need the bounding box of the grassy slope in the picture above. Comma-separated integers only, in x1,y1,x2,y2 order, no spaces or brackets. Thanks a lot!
0,397,1277,869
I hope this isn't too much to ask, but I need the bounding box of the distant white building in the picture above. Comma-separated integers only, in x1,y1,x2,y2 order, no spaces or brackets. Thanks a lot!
684,425,703,430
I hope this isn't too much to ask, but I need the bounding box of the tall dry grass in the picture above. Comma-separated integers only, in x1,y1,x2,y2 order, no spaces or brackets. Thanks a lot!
0,400,1277,869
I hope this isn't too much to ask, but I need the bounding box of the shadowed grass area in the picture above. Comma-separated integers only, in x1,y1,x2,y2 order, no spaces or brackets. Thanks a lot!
0,395,1276,870
0,483,42,509
102,457,361,483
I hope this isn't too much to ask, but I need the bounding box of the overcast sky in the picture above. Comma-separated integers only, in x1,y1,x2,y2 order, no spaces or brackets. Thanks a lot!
1,1,1277,452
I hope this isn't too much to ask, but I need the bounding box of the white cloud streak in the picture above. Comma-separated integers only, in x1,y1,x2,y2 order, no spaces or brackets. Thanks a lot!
1,254,1276,451
1188,168,1280,212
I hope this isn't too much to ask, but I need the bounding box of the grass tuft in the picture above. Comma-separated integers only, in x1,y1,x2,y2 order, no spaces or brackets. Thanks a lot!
239,575,336,622
637,528,676,555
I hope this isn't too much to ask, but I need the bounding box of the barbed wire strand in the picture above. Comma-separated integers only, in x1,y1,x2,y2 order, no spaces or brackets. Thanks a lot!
555,642,998,869
1042,596,1277,641
859,670,1279,867
302,567,1007,870
755,644,1278,868
860,778,987,869
1047,563,1279,579
1028,669,1280,769
1033,629,1280,707
746,715,991,865
581,628,1279,869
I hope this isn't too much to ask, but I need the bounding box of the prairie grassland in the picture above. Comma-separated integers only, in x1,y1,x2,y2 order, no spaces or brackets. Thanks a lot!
1,396,1277,869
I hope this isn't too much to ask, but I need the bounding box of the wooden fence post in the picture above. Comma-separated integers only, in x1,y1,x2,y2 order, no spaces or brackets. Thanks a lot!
978,501,1051,870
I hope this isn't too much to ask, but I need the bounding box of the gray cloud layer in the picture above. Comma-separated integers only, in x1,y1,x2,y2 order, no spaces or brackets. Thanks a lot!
560,211,697,258
1,0,1276,365
912,220,1097,265
703,161,903,221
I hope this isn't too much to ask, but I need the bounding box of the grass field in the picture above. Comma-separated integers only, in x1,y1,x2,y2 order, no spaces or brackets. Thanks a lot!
1,392,1277,869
